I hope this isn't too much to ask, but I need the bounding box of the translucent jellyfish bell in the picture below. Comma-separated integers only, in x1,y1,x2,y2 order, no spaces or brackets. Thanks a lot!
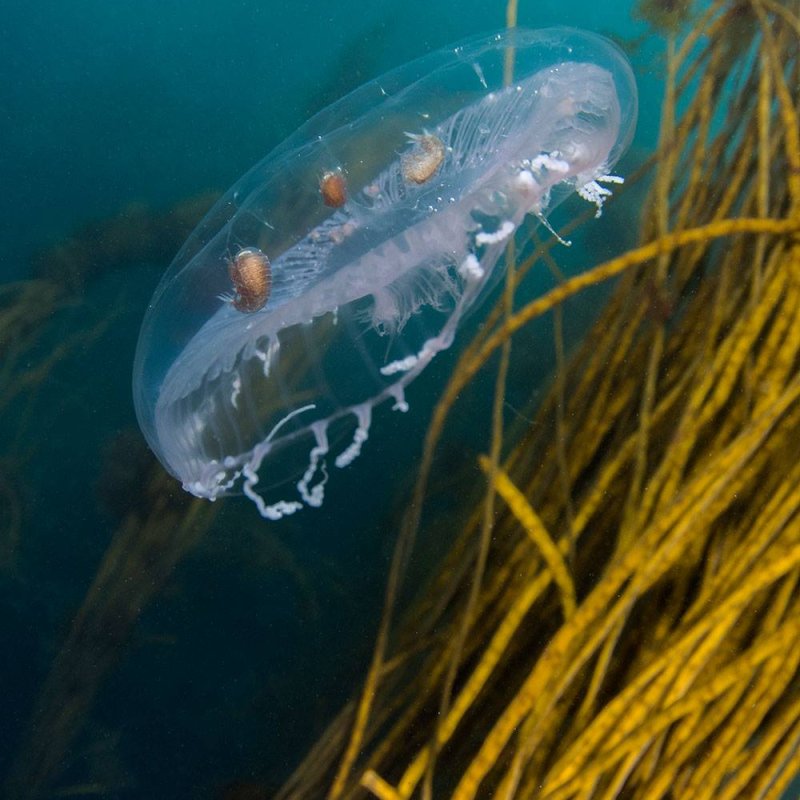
132,27,638,519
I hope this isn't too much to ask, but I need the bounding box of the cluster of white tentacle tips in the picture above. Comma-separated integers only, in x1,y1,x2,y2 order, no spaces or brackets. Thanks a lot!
577,173,625,217
516,151,625,219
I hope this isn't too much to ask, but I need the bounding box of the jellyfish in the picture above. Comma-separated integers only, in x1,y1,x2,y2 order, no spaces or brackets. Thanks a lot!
132,27,638,519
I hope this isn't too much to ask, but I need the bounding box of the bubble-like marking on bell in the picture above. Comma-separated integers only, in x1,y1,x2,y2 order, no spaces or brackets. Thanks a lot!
402,133,445,184
320,169,347,207
228,247,271,313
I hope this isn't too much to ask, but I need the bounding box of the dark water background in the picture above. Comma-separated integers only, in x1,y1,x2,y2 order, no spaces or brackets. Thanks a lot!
0,1,662,796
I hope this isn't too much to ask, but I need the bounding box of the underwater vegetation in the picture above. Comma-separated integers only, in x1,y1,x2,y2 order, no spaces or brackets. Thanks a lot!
30,193,220,295
4,472,215,799
270,0,800,798
1,194,222,799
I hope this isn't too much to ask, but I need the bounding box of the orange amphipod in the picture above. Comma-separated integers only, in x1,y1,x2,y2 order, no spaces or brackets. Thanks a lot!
319,169,347,207
228,247,272,312
402,133,445,184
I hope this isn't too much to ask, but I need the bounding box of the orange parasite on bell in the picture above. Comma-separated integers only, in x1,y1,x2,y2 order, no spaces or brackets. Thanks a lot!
319,169,347,207
228,247,272,313
402,133,445,184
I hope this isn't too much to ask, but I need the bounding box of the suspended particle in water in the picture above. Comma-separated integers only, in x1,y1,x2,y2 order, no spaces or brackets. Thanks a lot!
228,247,272,312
